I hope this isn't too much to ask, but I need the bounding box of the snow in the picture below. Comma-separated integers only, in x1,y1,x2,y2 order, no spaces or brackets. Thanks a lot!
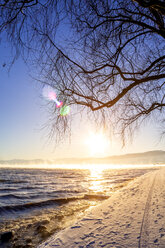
38,168,165,248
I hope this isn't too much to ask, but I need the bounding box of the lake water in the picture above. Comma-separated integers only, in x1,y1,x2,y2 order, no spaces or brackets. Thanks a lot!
0,166,158,219
0,166,158,247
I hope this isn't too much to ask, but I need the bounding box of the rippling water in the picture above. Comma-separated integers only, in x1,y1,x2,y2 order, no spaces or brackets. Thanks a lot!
0,166,159,248
0,166,157,220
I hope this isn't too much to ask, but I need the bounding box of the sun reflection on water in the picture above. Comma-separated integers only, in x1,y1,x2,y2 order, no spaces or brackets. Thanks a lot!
88,167,104,193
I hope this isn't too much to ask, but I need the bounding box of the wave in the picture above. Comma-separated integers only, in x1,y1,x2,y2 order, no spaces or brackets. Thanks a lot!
83,194,109,200
0,179,28,184
0,194,109,214
0,187,17,192
0,194,23,199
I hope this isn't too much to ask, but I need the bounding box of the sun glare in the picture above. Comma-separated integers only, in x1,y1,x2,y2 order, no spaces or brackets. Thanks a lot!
85,131,109,157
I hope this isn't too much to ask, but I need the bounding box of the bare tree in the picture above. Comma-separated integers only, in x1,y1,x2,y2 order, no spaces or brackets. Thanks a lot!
1,0,165,143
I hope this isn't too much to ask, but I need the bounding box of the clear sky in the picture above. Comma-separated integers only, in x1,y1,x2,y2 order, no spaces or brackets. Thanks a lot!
0,40,165,160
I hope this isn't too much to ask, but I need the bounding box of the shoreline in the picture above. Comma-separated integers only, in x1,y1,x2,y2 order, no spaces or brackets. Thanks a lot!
0,178,135,248
38,167,165,248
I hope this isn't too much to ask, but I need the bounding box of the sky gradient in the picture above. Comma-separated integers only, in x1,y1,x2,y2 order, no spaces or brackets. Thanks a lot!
0,40,165,160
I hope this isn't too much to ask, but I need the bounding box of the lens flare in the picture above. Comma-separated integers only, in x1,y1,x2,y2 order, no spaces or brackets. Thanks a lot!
48,91,56,101
55,100,63,108
60,105,70,116
42,85,63,108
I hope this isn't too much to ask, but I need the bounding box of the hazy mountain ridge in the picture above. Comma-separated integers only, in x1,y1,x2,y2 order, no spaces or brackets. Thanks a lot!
0,150,165,165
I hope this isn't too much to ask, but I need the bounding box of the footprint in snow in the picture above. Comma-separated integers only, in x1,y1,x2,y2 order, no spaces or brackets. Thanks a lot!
71,225,81,229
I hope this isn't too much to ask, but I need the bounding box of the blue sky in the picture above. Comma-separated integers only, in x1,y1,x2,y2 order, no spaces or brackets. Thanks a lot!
0,39,165,160
0,42,44,159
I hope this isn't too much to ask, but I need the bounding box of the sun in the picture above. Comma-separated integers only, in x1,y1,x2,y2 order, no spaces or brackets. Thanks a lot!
85,131,109,157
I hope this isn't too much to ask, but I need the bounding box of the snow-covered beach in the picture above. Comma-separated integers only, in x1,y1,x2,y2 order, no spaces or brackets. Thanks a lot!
38,167,165,248
1,167,156,248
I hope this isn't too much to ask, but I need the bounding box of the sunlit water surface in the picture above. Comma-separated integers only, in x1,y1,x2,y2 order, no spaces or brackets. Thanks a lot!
0,164,159,220
0,165,161,247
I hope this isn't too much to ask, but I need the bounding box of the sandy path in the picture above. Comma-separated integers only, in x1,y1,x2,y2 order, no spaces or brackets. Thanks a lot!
38,168,165,248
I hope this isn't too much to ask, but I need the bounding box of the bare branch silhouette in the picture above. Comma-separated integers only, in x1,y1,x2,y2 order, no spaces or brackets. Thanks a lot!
1,0,165,143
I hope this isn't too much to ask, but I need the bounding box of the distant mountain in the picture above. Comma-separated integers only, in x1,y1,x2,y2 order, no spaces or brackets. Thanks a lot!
0,150,165,165
57,150,165,165
103,150,165,164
